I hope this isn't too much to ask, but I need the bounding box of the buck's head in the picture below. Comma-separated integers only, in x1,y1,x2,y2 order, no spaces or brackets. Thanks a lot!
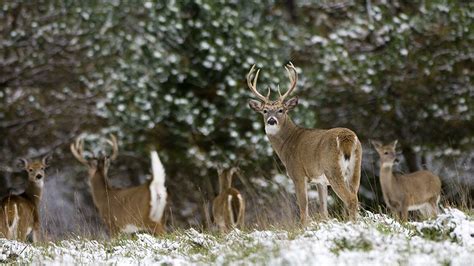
372,140,400,167
247,63,299,135
17,155,51,184
70,135,118,178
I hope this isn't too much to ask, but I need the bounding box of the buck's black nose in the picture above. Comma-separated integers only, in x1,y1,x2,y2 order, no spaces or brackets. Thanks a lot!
267,117,277,125
36,174,43,180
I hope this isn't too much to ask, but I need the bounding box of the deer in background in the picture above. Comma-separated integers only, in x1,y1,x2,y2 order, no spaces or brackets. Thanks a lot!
0,155,51,242
70,135,167,237
247,63,362,223
372,140,441,221
212,167,245,232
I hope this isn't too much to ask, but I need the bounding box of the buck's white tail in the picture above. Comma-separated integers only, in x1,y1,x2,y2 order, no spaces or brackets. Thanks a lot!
227,195,235,226
149,151,168,222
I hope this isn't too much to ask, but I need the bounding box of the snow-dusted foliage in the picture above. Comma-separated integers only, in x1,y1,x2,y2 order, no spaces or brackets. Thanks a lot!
1,208,473,265
90,0,292,170
1,1,473,231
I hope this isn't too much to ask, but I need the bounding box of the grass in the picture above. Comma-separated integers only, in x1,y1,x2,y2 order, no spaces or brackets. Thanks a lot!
330,234,373,255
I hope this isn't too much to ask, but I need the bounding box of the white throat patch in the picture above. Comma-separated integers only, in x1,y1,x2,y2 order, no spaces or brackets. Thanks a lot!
37,180,44,187
265,125,280,135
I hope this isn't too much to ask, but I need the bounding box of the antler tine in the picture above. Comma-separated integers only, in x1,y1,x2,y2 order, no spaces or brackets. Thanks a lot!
279,61,298,101
106,134,119,161
70,136,88,166
266,87,271,99
246,65,268,102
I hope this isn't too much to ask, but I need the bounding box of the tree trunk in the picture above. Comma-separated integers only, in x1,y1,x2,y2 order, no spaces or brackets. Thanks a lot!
402,146,420,172
285,0,298,22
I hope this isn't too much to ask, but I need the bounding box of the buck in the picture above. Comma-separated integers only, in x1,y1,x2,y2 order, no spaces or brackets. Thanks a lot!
212,167,245,232
247,63,362,223
70,135,167,237
372,140,441,220
0,156,50,242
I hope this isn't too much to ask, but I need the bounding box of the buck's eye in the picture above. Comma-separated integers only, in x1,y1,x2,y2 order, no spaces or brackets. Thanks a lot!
278,109,283,113
41,167,45,170
384,152,388,155
263,109,268,114
28,169,33,172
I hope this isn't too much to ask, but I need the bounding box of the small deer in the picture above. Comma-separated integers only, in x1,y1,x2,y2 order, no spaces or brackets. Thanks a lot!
0,156,50,242
70,135,167,237
372,140,441,220
247,63,362,223
212,167,245,232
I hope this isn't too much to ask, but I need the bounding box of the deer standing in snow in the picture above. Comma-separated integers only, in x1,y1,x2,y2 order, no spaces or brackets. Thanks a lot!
70,135,167,236
247,63,362,223
0,156,50,242
372,140,441,220
212,167,245,232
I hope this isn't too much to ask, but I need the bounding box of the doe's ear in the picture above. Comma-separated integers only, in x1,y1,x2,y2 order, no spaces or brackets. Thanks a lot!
371,140,383,150
17,158,28,169
390,139,398,148
42,154,53,167
248,99,263,112
284,97,298,110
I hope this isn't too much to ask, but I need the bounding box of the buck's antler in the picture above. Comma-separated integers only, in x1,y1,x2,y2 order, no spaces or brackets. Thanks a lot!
247,65,270,102
106,134,119,161
278,62,298,101
70,137,89,166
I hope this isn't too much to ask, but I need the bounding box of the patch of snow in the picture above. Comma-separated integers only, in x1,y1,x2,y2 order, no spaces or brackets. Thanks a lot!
1,209,473,265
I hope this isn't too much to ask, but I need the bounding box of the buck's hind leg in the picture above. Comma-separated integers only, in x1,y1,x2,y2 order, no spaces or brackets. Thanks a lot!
427,196,440,217
326,167,358,220
419,205,430,219
400,200,409,222
349,149,362,194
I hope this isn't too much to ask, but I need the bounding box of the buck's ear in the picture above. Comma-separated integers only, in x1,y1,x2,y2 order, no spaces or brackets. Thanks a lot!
284,97,298,110
42,154,53,167
216,163,224,176
248,100,263,112
230,167,239,177
371,140,383,150
16,158,28,169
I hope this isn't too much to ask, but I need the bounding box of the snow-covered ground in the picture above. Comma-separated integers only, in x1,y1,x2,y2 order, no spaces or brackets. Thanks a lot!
1,208,473,265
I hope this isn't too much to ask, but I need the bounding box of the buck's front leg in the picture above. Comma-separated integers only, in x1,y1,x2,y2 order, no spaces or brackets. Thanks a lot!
292,176,309,225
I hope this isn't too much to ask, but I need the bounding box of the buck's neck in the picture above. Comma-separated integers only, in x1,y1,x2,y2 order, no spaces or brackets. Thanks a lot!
89,171,112,204
266,116,299,158
219,176,232,193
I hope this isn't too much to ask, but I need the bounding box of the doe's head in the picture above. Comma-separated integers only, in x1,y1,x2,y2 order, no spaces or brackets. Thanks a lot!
247,62,299,135
17,155,51,184
372,140,399,166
